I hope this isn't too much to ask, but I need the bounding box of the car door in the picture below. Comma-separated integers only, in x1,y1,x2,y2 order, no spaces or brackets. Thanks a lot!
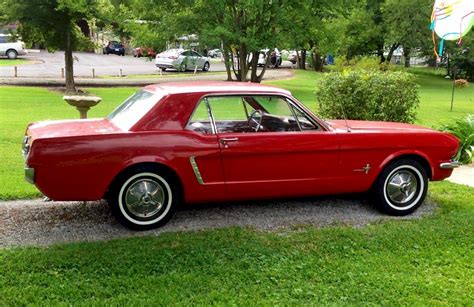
206,95,341,200
0,36,7,54
179,51,190,69
192,51,204,67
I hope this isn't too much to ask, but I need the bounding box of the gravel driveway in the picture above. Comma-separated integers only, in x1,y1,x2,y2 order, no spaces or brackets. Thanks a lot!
0,196,435,248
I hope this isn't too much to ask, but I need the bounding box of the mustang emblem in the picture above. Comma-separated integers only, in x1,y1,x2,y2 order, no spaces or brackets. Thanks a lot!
353,164,371,174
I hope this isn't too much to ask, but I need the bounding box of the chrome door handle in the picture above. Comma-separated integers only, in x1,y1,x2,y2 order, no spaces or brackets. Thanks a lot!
220,137,239,143
220,137,239,148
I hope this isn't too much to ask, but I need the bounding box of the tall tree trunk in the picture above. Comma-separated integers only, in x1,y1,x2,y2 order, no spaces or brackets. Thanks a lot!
403,46,411,68
231,51,240,81
238,45,247,82
312,50,323,71
385,43,400,64
250,51,259,83
65,29,76,92
252,50,270,83
377,43,386,63
222,45,233,81
295,50,300,69
299,48,306,70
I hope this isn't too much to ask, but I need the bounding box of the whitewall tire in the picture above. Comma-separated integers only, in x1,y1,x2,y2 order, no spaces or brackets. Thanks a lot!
108,166,179,230
372,159,428,216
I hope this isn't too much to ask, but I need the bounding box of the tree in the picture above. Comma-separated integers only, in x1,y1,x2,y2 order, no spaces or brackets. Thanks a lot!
280,0,344,71
382,0,432,67
1,0,109,92
189,0,284,82
331,0,386,61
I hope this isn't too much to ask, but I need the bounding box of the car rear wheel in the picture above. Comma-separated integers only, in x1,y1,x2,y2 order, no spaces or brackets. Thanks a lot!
108,166,179,230
6,49,18,59
371,159,428,216
179,62,187,72
202,62,210,71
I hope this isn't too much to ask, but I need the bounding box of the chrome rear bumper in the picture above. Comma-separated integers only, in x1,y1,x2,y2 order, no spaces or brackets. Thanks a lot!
25,167,35,184
439,161,462,169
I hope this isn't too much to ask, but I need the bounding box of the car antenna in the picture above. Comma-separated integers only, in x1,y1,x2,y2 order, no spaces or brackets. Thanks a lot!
338,101,351,133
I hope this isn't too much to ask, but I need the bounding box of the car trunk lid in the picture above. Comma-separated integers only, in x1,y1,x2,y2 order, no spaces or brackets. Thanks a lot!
25,118,122,141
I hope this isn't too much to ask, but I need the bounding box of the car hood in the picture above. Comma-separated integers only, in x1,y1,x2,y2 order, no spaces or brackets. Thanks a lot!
326,120,435,133
26,118,122,140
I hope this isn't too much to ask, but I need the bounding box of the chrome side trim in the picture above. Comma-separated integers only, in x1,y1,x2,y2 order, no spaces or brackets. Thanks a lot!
189,156,204,184
25,167,35,184
204,97,217,135
439,161,462,169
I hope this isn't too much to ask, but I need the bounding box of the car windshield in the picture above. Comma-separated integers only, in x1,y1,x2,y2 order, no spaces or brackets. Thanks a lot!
108,90,164,131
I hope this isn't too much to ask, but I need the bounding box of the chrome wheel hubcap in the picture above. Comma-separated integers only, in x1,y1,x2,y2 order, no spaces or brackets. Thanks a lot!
386,170,418,205
125,179,165,218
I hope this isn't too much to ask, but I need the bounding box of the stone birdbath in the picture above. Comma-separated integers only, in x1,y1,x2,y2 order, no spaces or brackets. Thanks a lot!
63,95,102,119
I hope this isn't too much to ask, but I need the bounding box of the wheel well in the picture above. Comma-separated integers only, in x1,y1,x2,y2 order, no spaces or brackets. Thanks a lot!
104,162,184,200
387,154,432,179
6,49,17,54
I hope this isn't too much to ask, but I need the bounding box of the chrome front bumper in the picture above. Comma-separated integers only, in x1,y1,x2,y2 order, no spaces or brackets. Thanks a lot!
439,161,462,169
25,167,35,184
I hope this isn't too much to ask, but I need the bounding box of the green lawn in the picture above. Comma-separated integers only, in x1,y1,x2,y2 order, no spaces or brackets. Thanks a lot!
0,181,472,305
0,69,473,200
0,59,35,66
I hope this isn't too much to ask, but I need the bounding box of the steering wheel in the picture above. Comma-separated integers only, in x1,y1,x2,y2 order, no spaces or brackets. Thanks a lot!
247,110,263,132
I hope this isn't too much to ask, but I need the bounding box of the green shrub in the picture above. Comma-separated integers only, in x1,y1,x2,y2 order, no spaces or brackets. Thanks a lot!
440,114,474,164
316,70,419,123
332,56,388,72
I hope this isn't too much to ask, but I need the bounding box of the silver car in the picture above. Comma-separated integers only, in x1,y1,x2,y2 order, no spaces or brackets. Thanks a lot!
0,34,28,59
155,49,210,72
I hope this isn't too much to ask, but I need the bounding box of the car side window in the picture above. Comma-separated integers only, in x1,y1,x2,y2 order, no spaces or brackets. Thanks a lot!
207,95,304,133
289,104,320,130
181,51,190,56
187,95,321,134
186,100,213,134
205,96,256,134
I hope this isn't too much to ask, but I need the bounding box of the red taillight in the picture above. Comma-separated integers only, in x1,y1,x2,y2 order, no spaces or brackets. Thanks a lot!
168,55,178,59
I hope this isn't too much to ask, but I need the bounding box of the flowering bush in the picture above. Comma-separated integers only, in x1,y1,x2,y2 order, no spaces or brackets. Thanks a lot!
454,79,469,88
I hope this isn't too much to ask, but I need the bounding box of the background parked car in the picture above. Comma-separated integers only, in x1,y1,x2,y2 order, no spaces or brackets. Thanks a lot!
103,41,125,56
207,49,222,58
155,49,210,72
133,47,156,58
258,48,282,67
288,50,297,64
0,34,28,59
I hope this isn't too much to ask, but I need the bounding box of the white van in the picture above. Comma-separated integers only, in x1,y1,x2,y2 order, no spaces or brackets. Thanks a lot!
0,34,28,59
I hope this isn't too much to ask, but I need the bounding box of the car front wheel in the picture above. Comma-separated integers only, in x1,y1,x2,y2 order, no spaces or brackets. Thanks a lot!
6,49,18,59
371,159,428,216
108,166,179,230
202,62,210,71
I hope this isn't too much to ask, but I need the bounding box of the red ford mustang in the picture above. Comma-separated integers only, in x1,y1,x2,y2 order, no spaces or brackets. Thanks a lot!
22,82,460,230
